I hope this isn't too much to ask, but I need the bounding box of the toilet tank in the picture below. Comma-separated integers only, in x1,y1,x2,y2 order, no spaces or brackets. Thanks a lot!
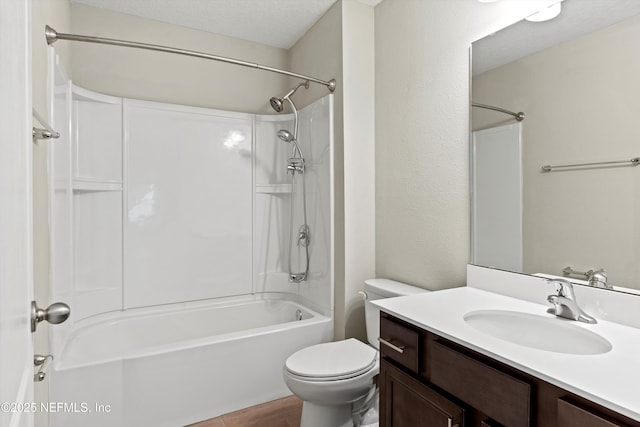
363,279,429,349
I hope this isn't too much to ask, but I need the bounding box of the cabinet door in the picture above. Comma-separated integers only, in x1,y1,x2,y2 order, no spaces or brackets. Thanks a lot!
381,360,464,427
430,340,530,427
558,399,629,427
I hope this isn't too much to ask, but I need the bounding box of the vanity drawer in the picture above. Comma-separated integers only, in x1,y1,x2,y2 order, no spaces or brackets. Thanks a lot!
430,340,531,427
379,314,420,372
558,399,630,427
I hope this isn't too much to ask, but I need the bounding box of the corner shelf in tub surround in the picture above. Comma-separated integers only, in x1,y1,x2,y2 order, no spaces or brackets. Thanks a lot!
72,177,123,191
375,287,640,426
256,183,293,194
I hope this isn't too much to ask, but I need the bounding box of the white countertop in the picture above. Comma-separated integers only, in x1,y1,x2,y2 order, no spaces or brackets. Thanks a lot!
373,287,640,422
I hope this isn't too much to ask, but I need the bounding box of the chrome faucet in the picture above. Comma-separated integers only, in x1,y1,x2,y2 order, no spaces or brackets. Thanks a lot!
587,269,611,290
562,266,612,290
546,279,597,324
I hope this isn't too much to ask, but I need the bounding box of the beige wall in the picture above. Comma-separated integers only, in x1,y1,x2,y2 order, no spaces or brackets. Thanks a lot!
289,0,376,341
69,4,289,113
374,0,555,290
473,15,640,289
341,0,375,340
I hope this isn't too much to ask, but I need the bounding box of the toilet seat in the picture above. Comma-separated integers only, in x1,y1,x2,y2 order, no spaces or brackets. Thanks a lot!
285,338,378,382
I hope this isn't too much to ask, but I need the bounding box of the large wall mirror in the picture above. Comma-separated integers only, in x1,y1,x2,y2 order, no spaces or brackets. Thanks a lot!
470,0,640,294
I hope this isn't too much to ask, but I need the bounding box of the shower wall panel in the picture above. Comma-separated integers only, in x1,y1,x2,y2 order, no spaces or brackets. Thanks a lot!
254,116,294,294
294,96,333,315
50,68,72,320
49,67,333,324
253,96,333,316
50,80,125,328
125,101,253,308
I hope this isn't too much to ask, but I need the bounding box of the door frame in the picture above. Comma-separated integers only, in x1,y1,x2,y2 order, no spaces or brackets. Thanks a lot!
0,1,35,426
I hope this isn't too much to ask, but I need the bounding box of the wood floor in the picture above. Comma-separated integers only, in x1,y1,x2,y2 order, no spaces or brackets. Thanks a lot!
185,396,303,427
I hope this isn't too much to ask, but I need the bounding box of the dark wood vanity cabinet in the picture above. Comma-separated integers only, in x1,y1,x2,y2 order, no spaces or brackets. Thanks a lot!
378,312,640,427
381,360,465,427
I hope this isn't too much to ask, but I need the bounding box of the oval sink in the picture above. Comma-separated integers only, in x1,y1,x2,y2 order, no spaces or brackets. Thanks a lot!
463,310,612,355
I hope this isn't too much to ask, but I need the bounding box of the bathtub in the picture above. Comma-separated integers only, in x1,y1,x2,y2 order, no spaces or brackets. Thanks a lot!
49,295,332,427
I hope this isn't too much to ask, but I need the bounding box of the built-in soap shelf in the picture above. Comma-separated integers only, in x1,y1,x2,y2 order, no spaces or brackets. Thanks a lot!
256,184,293,194
72,177,123,191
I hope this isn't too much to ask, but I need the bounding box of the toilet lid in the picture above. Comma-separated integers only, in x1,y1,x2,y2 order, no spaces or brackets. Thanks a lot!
285,338,377,380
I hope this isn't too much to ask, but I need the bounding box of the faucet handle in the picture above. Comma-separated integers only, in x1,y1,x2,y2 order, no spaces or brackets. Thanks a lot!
587,269,609,289
545,278,597,324
546,278,575,297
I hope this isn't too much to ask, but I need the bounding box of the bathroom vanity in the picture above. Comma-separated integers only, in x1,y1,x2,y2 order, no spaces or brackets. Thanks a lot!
374,286,640,427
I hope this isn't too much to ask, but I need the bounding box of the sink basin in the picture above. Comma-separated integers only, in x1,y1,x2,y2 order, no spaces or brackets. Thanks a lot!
463,310,612,355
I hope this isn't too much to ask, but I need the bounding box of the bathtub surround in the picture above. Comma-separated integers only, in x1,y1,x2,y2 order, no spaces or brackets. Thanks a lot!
49,60,332,316
48,55,333,424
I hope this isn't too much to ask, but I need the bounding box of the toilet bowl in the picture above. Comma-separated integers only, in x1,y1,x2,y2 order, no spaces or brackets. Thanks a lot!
283,279,428,427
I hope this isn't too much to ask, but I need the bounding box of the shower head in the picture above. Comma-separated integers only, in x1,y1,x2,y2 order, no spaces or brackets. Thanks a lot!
269,80,310,113
270,97,285,113
277,129,295,143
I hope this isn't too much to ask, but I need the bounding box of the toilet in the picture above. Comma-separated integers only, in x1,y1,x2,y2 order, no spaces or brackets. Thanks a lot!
283,278,428,427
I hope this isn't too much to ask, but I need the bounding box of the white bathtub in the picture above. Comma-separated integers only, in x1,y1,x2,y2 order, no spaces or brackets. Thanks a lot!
49,295,332,427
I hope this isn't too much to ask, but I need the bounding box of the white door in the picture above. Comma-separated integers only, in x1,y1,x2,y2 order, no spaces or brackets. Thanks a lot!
471,123,523,272
0,2,35,427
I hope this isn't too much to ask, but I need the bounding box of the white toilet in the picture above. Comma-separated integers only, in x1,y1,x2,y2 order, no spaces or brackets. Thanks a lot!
283,278,428,427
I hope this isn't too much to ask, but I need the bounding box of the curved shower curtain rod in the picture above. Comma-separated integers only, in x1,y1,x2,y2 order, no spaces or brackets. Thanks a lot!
44,26,336,93
472,102,524,122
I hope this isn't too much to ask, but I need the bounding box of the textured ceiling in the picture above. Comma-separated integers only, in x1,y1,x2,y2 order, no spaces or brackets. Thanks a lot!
473,0,640,75
71,0,381,49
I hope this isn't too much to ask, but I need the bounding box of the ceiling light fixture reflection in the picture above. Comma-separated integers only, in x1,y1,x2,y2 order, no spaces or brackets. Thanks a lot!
129,186,155,223
477,0,499,2
223,130,246,149
526,2,562,22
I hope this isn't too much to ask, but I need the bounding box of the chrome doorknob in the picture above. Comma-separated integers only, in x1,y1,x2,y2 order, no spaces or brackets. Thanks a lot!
31,301,70,332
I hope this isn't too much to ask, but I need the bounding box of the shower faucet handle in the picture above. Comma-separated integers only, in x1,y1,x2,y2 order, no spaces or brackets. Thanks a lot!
296,224,310,248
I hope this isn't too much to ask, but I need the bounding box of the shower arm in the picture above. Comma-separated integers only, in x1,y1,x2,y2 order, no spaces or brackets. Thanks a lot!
44,26,337,93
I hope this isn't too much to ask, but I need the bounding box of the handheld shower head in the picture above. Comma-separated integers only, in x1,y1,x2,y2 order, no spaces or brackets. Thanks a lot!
277,129,295,143
277,129,304,161
269,80,310,113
